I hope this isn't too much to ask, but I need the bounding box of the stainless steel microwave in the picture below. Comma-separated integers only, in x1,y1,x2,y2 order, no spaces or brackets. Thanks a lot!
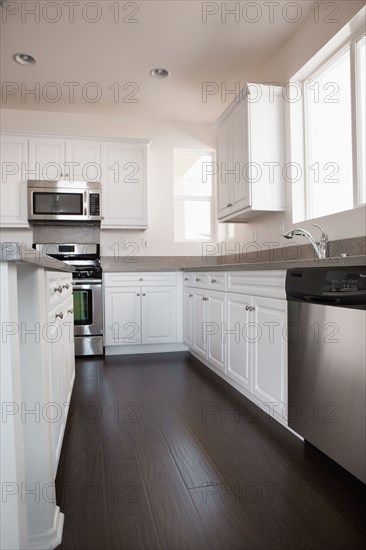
27,180,102,223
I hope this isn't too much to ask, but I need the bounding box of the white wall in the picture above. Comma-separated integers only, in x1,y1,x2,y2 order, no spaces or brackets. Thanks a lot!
0,109,215,255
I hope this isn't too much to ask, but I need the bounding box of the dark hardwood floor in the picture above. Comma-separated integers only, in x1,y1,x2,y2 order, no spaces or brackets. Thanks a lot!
56,352,366,550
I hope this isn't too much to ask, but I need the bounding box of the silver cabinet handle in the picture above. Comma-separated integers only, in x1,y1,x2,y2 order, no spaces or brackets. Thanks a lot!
196,278,200,282
54,285,62,293
142,293,146,296
55,312,64,320
227,202,233,207
189,294,193,298
252,306,256,311
137,293,140,296
211,278,216,283
68,308,73,314
62,283,70,290
184,277,189,281
245,305,250,311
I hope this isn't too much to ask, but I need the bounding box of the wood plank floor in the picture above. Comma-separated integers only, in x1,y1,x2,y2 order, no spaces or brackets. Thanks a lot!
56,352,366,550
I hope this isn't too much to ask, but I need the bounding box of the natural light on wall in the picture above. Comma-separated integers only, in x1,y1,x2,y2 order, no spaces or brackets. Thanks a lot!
174,149,214,241
290,7,365,223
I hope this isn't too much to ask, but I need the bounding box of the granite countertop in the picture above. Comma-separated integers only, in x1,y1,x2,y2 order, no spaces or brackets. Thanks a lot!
101,237,365,272
0,243,75,272
101,255,366,273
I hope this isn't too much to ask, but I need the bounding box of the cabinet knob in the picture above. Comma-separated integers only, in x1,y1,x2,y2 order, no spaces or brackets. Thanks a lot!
54,285,62,293
142,293,146,296
245,305,250,311
189,294,193,298
184,277,189,281
68,308,73,314
252,306,256,311
196,278,200,282
137,293,140,296
227,202,233,207
211,278,216,283
55,312,64,320
62,283,70,290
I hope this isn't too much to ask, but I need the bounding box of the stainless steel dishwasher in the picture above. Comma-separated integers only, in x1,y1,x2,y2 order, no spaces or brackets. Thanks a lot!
286,266,366,483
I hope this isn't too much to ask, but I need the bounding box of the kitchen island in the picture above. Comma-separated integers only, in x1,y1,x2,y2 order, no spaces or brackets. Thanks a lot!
0,243,74,550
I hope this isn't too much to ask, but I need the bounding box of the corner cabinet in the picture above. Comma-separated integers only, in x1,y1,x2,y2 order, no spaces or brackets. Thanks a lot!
101,140,150,229
0,134,29,227
183,270,288,426
215,83,285,222
103,271,185,355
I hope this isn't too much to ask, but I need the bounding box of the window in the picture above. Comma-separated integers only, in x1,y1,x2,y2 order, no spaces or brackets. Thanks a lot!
290,8,365,222
174,149,215,241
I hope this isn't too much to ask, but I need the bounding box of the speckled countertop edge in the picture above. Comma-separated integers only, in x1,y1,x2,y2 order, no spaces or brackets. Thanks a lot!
101,255,366,272
0,242,74,272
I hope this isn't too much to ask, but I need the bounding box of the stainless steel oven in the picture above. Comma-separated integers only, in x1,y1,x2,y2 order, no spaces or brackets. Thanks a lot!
34,243,103,356
28,180,101,223
73,280,103,356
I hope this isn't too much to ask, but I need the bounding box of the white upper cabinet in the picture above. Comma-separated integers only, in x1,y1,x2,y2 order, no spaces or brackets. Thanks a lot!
101,141,149,229
0,135,28,227
215,83,285,222
66,139,101,181
29,136,101,181
29,137,65,180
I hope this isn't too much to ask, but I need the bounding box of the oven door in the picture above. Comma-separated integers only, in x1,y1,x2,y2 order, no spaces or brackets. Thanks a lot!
73,282,103,336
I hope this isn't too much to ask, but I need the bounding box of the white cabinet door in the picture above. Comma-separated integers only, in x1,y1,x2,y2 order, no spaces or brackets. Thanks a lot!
251,296,287,409
183,288,194,347
226,293,252,391
142,286,177,344
192,290,208,359
29,137,65,180
66,139,101,181
47,308,64,475
207,290,226,373
0,135,28,227
101,142,148,228
104,287,141,346
217,119,231,219
62,296,75,410
231,101,250,212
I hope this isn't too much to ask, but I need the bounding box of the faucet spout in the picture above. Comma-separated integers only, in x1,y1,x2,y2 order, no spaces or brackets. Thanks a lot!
282,224,329,259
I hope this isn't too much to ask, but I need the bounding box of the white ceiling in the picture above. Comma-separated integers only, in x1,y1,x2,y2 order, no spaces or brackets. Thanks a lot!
0,0,315,123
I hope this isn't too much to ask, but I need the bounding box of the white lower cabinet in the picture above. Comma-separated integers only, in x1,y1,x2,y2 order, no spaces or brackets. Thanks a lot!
251,296,287,408
104,287,141,345
191,288,226,373
184,271,287,425
46,273,75,475
104,272,183,353
226,293,252,391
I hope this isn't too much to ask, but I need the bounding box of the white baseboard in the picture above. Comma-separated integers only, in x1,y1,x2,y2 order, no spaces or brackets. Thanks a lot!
105,343,188,356
28,506,64,550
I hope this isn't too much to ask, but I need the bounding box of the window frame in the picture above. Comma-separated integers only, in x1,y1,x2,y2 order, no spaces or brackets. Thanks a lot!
289,8,365,223
173,147,216,243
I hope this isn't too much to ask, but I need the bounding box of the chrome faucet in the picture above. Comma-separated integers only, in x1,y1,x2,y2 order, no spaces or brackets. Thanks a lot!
283,224,329,259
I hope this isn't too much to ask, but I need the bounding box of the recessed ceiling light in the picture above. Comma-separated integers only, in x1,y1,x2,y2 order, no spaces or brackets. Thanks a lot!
150,68,171,79
13,53,36,66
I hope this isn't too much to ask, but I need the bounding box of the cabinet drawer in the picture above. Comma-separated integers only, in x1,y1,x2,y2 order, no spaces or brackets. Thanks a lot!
46,272,73,310
183,273,193,286
192,273,207,289
104,272,177,287
207,272,226,291
227,270,286,299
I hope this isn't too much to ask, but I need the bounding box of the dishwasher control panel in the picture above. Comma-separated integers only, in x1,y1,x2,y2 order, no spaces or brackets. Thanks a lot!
286,266,366,308
324,270,366,293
